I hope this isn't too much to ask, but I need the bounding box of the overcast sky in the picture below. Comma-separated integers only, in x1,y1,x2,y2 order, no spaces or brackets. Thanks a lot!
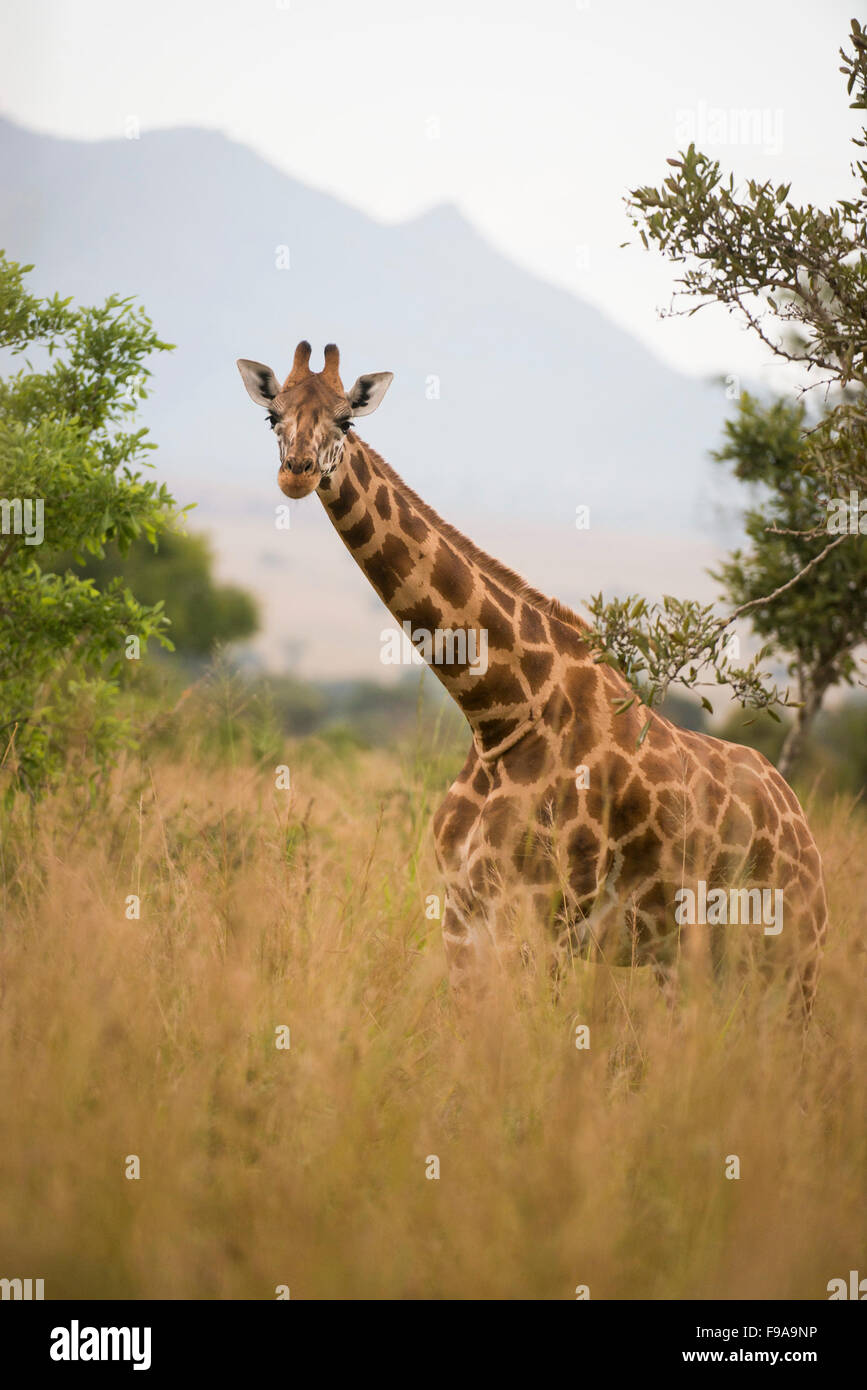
0,0,857,382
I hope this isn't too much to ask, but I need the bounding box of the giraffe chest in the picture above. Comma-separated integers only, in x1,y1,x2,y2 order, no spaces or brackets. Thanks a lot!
436,719,813,930
432,712,826,1006
438,751,617,910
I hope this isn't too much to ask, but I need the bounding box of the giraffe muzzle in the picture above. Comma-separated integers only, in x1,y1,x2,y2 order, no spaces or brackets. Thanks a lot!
278,463,320,499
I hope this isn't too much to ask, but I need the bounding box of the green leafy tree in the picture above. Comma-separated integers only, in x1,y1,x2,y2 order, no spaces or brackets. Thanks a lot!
0,251,176,794
62,528,259,659
711,392,867,775
585,17,867,760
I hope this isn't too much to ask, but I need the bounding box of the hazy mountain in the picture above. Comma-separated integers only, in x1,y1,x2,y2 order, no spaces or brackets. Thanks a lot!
0,116,736,674
0,116,730,530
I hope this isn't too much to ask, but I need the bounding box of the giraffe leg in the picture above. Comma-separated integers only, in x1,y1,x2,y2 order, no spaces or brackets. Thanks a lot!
443,884,551,1006
773,909,825,1029
794,889,827,1027
441,890,497,1003
652,961,678,1009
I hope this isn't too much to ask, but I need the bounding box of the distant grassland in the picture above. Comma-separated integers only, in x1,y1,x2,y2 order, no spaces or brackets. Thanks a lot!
0,700,864,1299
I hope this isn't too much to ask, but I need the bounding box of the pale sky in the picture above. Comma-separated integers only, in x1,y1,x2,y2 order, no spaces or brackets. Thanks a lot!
0,0,857,383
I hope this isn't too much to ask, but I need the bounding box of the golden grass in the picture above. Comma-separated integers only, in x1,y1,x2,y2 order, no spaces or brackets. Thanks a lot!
0,731,864,1300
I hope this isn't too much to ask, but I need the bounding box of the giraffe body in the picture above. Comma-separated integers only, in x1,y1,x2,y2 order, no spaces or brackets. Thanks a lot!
432,661,827,1013
237,344,827,1016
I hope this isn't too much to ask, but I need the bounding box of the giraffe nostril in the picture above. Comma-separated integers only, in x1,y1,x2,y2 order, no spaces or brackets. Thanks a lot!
288,458,315,475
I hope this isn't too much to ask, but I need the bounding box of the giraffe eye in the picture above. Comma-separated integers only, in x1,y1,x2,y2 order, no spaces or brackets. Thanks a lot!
266,412,279,430
337,418,354,435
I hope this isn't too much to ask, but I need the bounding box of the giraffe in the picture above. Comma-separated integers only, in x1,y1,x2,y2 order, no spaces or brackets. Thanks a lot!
237,342,828,1018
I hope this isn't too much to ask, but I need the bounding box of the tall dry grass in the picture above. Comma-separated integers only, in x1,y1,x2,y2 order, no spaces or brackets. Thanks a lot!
0,714,864,1300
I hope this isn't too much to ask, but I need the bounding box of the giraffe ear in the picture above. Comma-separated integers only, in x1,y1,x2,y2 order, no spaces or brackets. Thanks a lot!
237,359,282,408
346,372,393,417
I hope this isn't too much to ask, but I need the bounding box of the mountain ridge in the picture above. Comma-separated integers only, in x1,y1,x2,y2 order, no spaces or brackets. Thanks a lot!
0,113,728,533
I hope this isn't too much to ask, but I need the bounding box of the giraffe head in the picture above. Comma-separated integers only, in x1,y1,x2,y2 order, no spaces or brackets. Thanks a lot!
237,341,393,499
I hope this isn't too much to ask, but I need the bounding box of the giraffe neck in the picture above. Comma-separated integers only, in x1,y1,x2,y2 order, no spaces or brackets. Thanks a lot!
317,437,592,755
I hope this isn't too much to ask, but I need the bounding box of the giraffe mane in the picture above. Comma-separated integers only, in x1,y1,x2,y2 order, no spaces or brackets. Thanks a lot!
362,445,590,634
